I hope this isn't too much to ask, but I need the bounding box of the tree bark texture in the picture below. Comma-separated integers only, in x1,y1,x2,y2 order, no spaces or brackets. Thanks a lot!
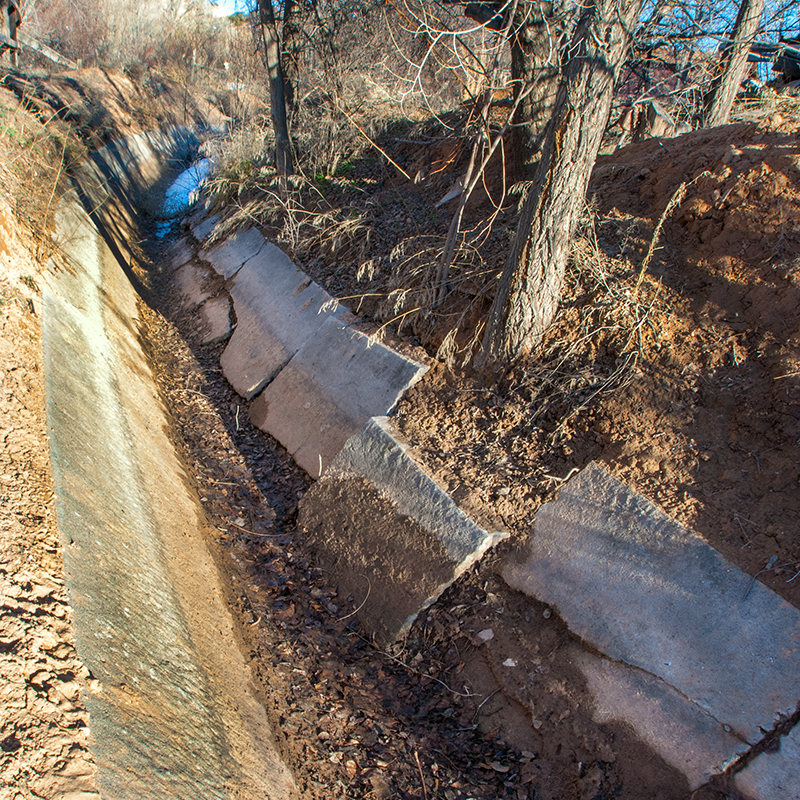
281,0,301,117
481,0,644,365
258,0,294,177
704,0,764,127
509,2,559,176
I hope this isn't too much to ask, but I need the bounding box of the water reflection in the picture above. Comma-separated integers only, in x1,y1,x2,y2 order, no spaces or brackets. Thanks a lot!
156,158,211,238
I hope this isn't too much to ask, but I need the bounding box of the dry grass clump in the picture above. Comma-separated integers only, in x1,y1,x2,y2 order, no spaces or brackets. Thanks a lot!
510,206,665,445
0,90,81,256
373,233,493,348
204,132,376,269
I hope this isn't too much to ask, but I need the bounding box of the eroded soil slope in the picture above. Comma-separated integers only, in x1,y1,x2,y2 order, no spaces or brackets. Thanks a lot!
397,118,799,606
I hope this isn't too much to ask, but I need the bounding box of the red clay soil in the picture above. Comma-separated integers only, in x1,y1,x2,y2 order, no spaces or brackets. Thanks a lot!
397,115,800,609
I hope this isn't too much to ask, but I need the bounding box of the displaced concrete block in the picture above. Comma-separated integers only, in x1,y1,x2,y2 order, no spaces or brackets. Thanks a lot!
174,262,212,310
298,417,507,646
220,245,342,399
169,239,193,270
249,318,427,478
197,296,232,345
502,462,800,749
189,212,220,242
571,647,745,788
735,722,800,800
199,226,265,279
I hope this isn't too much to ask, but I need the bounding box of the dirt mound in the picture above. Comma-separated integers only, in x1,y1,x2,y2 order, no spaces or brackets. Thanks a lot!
589,120,800,594
398,114,799,597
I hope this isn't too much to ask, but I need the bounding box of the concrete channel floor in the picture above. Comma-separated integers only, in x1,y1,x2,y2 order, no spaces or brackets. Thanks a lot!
503,462,800,794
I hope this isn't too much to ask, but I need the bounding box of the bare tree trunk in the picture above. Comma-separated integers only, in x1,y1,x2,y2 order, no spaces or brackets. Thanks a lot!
480,0,644,366
704,0,764,127
281,0,301,118
258,0,293,178
509,3,559,177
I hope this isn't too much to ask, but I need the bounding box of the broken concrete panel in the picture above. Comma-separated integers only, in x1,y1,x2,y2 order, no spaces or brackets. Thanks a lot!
735,723,800,800
198,296,232,345
249,318,428,478
572,647,745,788
190,212,220,242
220,246,342,399
298,417,507,645
199,226,265,279
502,462,800,746
169,239,193,270
174,262,212,310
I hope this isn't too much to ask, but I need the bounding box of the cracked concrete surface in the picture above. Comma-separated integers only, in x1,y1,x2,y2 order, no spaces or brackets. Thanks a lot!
503,462,800,791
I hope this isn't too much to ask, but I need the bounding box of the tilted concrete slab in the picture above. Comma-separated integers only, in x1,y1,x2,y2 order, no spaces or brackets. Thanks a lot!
503,462,800,750
198,296,232,345
571,647,745,788
249,318,428,478
174,262,213,310
220,244,342,399
735,722,800,799
190,212,220,242
169,239,193,270
298,417,507,646
199,226,265,279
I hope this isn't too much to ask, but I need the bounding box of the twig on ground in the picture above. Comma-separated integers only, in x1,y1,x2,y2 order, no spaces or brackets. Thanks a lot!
351,630,479,699
229,520,282,538
337,578,371,622
633,171,710,295
743,555,778,600
415,750,428,800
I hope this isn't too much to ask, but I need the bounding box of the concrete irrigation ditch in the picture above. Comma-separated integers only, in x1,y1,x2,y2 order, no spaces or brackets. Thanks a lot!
37,124,800,799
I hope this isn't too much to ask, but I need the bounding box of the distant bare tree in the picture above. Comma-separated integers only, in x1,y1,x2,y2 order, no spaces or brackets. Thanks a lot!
704,0,764,125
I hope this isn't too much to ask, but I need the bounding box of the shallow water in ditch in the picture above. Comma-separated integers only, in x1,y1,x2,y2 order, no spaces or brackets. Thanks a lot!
155,158,211,238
